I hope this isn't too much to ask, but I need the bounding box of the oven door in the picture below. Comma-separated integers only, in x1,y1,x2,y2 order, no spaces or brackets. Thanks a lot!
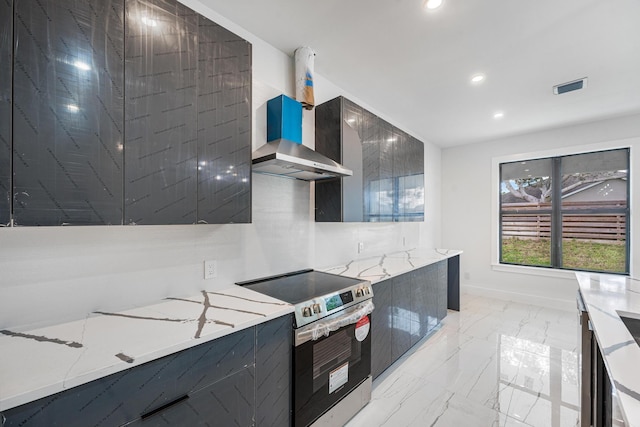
293,300,373,427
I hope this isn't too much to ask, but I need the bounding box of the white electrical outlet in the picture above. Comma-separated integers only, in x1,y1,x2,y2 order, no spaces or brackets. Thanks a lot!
204,260,217,279
358,242,364,253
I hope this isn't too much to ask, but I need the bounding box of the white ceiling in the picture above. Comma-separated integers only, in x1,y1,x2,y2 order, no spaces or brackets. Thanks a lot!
199,0,640,147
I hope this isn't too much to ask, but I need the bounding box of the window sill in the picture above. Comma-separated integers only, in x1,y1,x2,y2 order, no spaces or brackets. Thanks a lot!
491,263,578,280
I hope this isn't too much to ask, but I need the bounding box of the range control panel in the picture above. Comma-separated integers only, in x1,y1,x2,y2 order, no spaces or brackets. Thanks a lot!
295,282,372,328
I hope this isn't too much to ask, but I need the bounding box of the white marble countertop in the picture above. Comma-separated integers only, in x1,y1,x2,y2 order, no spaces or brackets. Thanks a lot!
0,247,461,413
576,272,640,426
0,286,293,412
318,248,463,283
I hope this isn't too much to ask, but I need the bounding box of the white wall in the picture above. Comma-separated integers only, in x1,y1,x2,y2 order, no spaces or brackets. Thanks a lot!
442,113,640,311
0,1,441,331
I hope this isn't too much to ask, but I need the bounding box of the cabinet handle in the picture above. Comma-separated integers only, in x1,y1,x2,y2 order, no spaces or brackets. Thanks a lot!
140,394,189,420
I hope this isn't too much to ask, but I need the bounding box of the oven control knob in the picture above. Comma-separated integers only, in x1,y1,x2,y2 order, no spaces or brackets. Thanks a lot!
356,288,364,297
365,287,371,295
312,303,321,314
302,306,312,317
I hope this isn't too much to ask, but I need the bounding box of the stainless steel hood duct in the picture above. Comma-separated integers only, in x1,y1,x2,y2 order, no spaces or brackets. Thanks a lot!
252,138,353,181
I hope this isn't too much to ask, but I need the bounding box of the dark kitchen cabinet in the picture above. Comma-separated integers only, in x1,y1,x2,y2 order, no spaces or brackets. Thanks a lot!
391,271,413,360
123,0,252,225
577,292,624,427
371,280,393,379
124,0,199,225
12,0,125,225
123,367,256,427
1,315,293,427
447,255,460,311
371,261,448,379
0,0,11,225
410,265,442,346
315,96,425,223
256,312,293,427
4,0,251,227
196,16,252,224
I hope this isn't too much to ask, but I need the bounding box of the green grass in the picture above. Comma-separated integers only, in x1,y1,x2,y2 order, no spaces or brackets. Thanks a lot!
502,238,626,273
501,238,551,267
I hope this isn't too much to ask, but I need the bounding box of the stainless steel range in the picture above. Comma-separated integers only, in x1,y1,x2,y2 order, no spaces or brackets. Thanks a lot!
238,269,374,427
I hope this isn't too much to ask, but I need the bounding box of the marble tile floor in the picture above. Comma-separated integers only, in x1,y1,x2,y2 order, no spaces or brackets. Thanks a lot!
347,293,580,427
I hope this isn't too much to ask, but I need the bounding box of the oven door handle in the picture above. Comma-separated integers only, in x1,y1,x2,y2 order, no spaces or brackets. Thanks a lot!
295,300,374,346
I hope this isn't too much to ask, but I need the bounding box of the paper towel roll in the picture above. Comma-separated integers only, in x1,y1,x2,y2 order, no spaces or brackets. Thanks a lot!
294,47,315,110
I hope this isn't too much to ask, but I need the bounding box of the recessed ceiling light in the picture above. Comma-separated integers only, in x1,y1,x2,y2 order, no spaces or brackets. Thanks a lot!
424,0,443,10
471,74,485,84
493,111,504,119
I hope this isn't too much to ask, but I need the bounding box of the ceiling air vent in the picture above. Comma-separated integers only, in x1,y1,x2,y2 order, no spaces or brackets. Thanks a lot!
553,77,588,95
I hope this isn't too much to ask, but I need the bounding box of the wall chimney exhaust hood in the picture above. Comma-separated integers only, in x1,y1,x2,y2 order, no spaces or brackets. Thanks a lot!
252,95,353,181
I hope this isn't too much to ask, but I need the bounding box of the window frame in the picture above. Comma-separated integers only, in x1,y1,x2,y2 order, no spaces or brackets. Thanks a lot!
496,147,630,276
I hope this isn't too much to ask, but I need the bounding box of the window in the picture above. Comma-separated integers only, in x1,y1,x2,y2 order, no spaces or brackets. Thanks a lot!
499,148,629,274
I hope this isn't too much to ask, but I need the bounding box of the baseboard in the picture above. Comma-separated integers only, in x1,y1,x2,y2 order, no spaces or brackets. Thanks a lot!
461,284,575,312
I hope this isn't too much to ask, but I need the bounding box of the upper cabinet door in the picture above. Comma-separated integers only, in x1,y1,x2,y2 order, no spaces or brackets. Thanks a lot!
13,0,125,225
196,17,251,224
315,96,425,223
124,0,198,225
0,0,12,226
4,0,251,227
394,133,424,222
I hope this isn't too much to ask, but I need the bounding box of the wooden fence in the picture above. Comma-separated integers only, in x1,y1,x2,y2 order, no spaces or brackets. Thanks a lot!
501,200,626,243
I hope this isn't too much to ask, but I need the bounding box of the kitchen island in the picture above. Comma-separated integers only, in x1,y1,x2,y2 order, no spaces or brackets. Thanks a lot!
577,272,640,426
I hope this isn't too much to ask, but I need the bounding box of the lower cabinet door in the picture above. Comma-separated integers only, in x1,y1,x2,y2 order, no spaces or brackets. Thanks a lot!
1,327,255,427
123,367,256,427
391,273,413,361
371,281,393,379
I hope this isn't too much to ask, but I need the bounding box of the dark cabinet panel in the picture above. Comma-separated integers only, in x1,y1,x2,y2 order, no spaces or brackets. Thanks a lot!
1,316,294,427
2,327,255,427
371,280,393,379
256,314,293,427
436,260,448,321
124,0,198,225
13,0,124,225
315,96,424,223
394,135,425,222
0,0,11,225
410,267,438,345
196,17,251,224
447,255,460,311
371,260,449,379
391,273,412,360
124,367,256,427
315,97,342,221
5,0,252,226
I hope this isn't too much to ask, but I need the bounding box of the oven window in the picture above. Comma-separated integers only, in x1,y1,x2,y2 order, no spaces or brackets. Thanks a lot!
312,329,361,393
